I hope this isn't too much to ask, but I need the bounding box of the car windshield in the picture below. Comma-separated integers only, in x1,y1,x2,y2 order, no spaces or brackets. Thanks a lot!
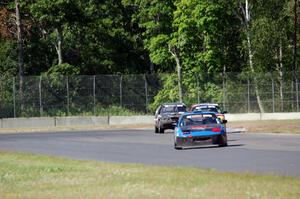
180,114,218,126
162,105,186,113
194,106,220,113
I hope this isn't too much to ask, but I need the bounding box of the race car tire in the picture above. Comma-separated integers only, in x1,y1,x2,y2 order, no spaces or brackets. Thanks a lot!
218,134,228,147
158,122,164,134
155,126,159,133
174,142,182,150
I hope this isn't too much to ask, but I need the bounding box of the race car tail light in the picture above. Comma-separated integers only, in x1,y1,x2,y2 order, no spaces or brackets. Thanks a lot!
212,127,221,132
216,114,224,120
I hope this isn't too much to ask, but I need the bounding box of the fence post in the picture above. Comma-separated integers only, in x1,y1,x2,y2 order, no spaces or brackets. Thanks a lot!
93,75,96,115
39,76,43,116
272,78,275,113
196,74,200,103
291,78,294,110
66,76,70,116
222,72,226,111
119,75,123,107
13,77,16,118
296,77,299,112
247,78,250,113
144,74,148,113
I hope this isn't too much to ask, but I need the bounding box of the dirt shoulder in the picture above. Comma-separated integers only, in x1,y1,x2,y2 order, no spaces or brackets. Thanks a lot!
227,120,300,134
0,120,299,134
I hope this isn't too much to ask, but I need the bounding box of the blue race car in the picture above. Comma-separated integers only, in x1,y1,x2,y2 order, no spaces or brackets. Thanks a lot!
174,111,228,150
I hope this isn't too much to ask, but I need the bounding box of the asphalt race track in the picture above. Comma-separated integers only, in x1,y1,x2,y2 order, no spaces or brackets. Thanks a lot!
0,129,300,176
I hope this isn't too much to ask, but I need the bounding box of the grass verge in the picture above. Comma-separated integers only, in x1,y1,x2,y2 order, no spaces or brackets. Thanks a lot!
0,151,299,199
0,124,152,134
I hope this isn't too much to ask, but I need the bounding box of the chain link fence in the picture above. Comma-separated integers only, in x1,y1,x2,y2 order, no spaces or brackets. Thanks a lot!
0,72,299,118
221,72,300,113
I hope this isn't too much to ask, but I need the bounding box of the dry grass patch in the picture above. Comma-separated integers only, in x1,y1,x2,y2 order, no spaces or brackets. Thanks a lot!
228,120,300,134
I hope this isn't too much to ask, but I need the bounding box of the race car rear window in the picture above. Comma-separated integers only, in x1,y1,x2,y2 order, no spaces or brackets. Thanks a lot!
195,107,219,113
162,105,186,113
181,114,218,126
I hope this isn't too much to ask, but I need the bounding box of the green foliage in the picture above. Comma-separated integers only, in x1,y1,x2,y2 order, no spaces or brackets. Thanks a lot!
46,63,80,76
249,0,292,73
0,40,18,76
172,0,237,74
147,34,171,66
0,0,297,76
0,76,15,118
200,82,223,104
29,0,83,28
1,0,300,117
95,105,144,116
15,104,143,117
129,0,176,72
148,73,179,112
148,72,223,112
147,0,238,109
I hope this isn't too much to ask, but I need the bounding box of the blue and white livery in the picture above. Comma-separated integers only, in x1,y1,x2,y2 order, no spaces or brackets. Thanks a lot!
174,111,228,150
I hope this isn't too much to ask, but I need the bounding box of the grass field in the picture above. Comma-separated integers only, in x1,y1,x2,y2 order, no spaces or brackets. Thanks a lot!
0,151,300,199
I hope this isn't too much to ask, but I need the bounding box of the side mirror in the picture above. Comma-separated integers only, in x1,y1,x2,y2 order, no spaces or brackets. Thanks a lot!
222,119,227,124
222,110,228,114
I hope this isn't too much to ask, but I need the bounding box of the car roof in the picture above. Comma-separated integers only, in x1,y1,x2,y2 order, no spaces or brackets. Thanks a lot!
162,103,186,106
183,111,217,116
192,103,219,106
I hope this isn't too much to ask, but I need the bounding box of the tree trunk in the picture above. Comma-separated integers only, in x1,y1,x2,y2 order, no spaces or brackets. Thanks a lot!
222,64,226,111
55,27,63,65
293,0,298,76
245,0,264,113
149,60,154,74
15,0,24,112
293,0,298,109
246,31,264,113
279,41,284,111
169,45,183,103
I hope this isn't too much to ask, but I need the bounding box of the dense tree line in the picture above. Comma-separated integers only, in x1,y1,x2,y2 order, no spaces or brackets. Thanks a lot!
0,0,298,75
0,0,299,113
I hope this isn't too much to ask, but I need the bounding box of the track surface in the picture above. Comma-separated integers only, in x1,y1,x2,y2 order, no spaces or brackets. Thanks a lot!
0,129,300,176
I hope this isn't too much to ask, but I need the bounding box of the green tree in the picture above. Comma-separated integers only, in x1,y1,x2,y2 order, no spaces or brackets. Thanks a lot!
0,40,18,75
124,0,176,72
30,0,84,66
